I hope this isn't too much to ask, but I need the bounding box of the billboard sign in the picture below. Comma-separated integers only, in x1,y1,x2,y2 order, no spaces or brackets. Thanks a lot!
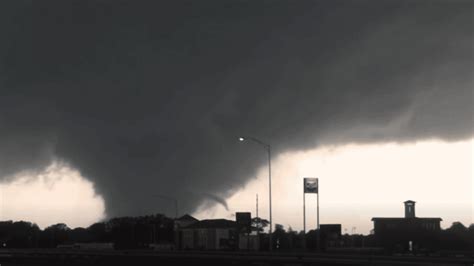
236,212,251,233
304,177,318,194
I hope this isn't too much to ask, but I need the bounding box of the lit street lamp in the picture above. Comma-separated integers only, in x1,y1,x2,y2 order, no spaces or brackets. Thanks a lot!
239,136,273,251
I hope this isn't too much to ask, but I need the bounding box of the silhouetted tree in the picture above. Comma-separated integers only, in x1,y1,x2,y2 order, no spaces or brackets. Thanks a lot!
87,222,110,242
438,222,472,251
273,224,293,250
69,227,93,243
106,214,173,249
251,217,269,233
306,229,318,250
40,223,70,247
0,221,40,248
286,227,304,250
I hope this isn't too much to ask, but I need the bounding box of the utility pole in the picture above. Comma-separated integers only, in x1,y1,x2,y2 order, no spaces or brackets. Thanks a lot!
256,194,259,235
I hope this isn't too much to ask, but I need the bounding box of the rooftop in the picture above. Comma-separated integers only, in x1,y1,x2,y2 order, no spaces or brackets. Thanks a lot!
184,219,237,229
372,217,442,221
176,214,199,222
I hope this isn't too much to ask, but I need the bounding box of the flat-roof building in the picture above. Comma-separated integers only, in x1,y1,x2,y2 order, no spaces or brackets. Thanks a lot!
371,200,442,253
180,219,238,250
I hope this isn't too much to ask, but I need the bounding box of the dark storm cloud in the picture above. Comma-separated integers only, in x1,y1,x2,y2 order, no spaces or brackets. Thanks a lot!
0,0,472,217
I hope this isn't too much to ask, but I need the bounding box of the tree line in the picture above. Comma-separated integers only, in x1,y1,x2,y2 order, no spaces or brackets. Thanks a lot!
0,214,174,249
0,215,472,252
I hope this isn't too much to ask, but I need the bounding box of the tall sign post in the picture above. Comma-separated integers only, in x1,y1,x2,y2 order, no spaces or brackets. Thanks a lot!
303,177,319,250
238,136,272,251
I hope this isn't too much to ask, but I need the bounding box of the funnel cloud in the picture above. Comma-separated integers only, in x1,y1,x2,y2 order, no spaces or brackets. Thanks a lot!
202,193,229,211
0,0,472,218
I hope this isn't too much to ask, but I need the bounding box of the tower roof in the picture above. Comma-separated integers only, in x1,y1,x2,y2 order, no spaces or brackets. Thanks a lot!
176,214,199,222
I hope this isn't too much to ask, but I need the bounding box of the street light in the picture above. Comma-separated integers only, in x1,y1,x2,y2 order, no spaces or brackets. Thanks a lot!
238,136,273,251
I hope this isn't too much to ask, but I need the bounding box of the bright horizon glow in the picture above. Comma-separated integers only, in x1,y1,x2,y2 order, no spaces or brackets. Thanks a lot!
0,162,106,229
0,139,471,232
195,138,473,234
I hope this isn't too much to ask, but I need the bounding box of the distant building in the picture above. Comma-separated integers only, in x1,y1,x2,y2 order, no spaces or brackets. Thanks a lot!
371,200,442,253
174,214,199,250
320,224,342,249
175,214,199,228
235,212,251,233
238,234,260,251
180,219,238,250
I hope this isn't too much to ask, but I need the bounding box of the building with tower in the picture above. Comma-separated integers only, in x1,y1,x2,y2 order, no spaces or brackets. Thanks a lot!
371,200,442,253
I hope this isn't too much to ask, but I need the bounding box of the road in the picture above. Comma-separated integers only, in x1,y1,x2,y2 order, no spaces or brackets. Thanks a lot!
0,249,472,266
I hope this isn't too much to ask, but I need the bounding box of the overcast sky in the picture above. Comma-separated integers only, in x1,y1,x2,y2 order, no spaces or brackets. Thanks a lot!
0,0,472,230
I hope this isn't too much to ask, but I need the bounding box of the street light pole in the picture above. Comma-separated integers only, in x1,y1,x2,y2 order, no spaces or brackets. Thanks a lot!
267,143,272,252
239,136,273,251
